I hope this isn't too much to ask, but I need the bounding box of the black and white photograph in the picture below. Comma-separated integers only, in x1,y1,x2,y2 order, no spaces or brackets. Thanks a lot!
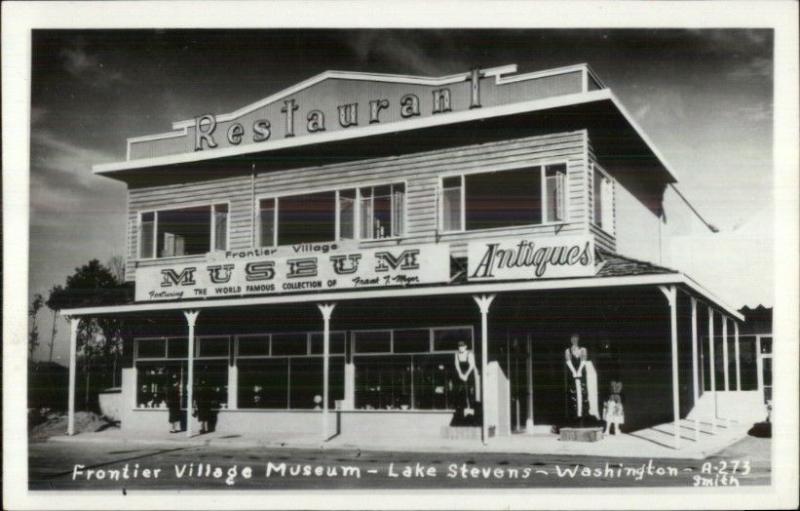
3,1,798,509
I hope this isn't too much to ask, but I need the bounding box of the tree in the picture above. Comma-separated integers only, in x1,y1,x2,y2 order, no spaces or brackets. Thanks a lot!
107,255,126,283
29,293,44,361
46,259,134,410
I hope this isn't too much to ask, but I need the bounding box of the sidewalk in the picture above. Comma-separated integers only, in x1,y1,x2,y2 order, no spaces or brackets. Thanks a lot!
48,418,753,459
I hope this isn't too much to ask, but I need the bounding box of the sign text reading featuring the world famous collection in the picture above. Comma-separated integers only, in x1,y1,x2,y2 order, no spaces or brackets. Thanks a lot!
467,235,597,281
134,244,450,302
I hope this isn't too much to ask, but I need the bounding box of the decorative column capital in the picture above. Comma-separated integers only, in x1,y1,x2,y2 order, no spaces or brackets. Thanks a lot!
183,310,200,327
317,303,336,321
473,294,496,314
658,285,677,307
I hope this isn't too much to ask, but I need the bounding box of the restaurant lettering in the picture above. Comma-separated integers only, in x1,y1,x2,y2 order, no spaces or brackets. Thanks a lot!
467,236,597,281
193,69,484,151
136,244,449,302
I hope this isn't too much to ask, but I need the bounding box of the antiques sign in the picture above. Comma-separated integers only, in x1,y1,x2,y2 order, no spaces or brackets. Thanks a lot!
467,235,597,281
135,244,450,302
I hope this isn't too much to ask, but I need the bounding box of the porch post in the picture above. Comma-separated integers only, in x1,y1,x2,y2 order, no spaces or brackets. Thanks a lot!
184,310,199,437
318,303,336,442
708,307,717,433
473,294,496,445
722,316,729,391
658,286,680,450
66,316,80,436
525,336,534,433
691,297,700,441
734,321,741,391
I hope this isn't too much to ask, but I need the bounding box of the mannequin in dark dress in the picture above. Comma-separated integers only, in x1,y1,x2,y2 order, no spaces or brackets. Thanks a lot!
450,341,481,426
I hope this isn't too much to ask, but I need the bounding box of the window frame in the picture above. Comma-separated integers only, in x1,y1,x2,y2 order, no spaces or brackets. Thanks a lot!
438,161,569,234
591,162,616,236
234,331,347,359
134,336,192,361
255,180,408,247
137,200,231,260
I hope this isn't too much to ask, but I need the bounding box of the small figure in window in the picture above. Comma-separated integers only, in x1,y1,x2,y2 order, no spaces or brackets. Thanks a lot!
313,394,322,410
253,385,263,407
165,374,181,433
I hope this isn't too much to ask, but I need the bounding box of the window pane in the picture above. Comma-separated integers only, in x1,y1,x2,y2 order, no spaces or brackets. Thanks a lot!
545,164,566,222
413,354,457,410
433,328,473,351
214,204,228,251
259,199,275,247
157,205,212,257
465,168,542,230
442,187,462,231
289,357,322,409
393,329,430,353
237,335,270,356
137,338,166,358
136,361,186,409
373,193,392,239
355,355,412,410
601,177,614,233
271,333,308,356
339,190,355,240
594,168,603,227
198,336,229,358
392,186,405,236
309,332,346,354
359,195,373,239
278,191,336,245
167,337,188,358
140,212,154,258
237,359,288,409
353,331,391,353
194,361,229,409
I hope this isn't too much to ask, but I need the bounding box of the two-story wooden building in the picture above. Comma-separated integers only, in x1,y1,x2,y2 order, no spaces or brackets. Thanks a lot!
60,63,758,449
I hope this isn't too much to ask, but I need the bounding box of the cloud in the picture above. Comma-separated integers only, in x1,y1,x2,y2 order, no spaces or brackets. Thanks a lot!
726,56,773,81
60,44,126,88
29,128,125,218
31,129,117,186
346,31,466,76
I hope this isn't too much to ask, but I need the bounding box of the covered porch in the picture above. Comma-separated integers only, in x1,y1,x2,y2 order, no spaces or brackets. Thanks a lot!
59,271,751,451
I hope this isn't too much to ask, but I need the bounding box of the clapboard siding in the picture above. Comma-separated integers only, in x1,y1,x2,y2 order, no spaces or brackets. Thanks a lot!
126,130,596,280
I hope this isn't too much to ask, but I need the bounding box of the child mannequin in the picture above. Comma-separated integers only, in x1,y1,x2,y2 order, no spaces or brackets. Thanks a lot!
603,380,625,436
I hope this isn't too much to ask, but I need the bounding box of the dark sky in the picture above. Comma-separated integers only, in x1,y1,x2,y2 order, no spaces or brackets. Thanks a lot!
29,29,773,362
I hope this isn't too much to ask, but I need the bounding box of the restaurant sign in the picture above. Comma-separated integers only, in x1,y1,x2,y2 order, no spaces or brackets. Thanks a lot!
467,235,597,281
135,244,450,302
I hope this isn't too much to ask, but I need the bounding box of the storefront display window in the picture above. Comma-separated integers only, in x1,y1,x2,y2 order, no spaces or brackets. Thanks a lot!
353,326,472,410
235,330,346,409
136,361,186,409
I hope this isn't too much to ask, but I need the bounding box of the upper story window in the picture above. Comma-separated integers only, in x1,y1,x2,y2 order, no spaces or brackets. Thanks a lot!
139,203,228,259
358,183,405,240
593,165,615,235
440,163,566,232
258,183,405,247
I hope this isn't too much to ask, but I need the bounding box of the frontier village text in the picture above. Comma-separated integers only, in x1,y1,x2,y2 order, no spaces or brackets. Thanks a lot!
70,459,748,487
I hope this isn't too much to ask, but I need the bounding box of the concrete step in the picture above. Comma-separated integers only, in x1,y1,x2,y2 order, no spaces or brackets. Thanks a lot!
440,426,481,440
